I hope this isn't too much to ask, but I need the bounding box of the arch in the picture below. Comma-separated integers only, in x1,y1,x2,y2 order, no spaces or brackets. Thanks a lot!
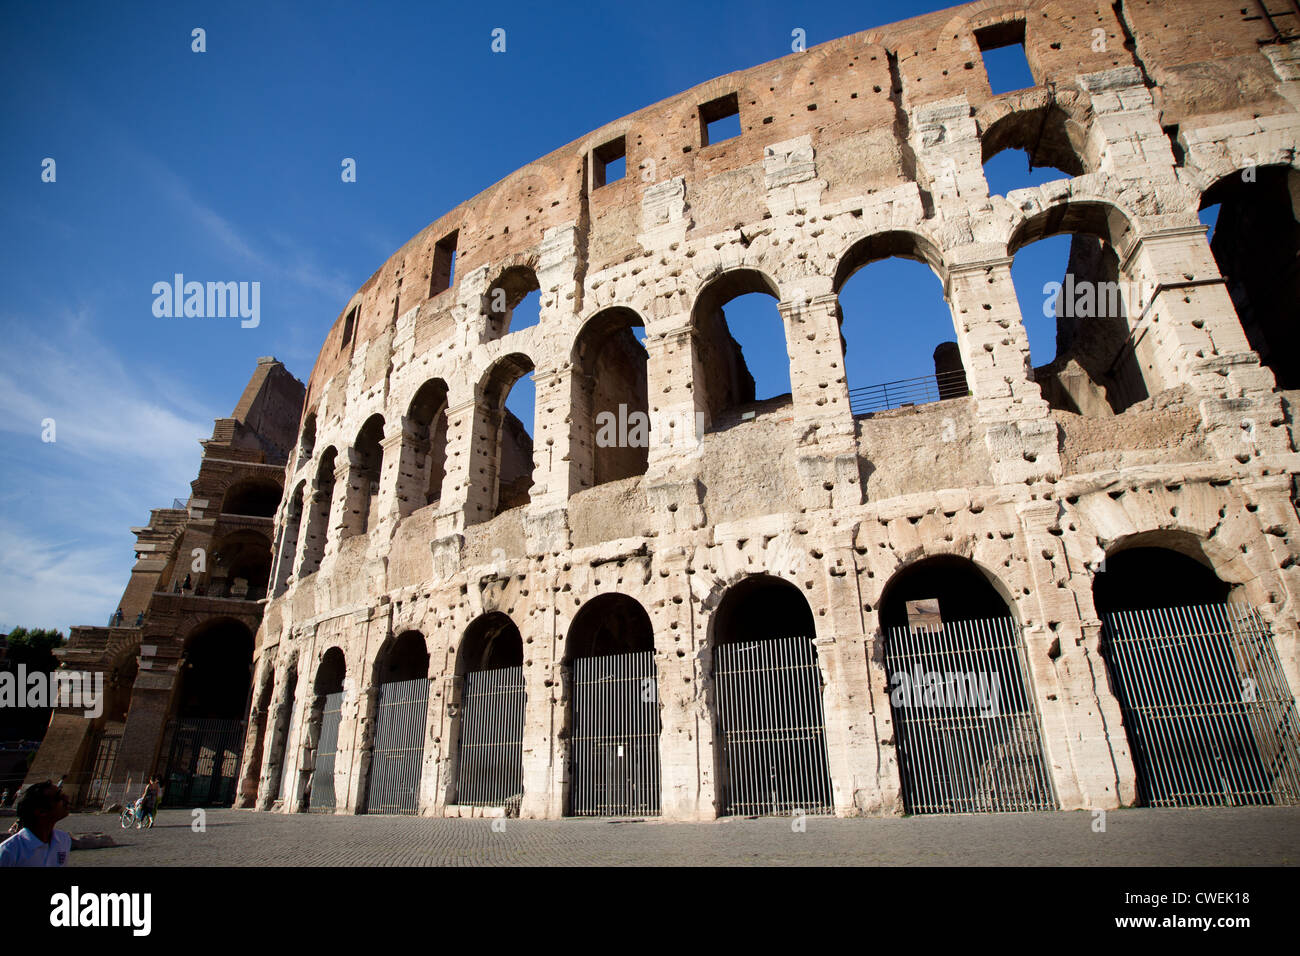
470,354,535,522
348,414,385,536
979,97,1088,185
274,481,306,594
1008,197,1149,415
374,629,431,684
299,411,317,460
1091,532,1300,807
689,268,787,425
175,618,256,720
313,646,346,696
877,554,1016,631
210,528,273,600
302,647,346,813
452,612,526,808
1199,163,1300,387
709,574,833,816
220,477,282,518
297,446,337,577
570,307,649,491
362,630,431,815
403,378,450,513
563,594,660,817
833,229,948,294
487,264,542,335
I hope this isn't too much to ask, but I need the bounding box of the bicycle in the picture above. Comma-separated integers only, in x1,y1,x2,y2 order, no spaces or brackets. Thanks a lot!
119,800,154,829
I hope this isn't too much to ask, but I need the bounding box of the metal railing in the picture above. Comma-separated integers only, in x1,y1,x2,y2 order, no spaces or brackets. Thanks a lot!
364,677,430,815
883,617,1057,814
569,650,661,817
456,666,525,807
714,636,834,817
850,368,970,416
1102,603,1300,807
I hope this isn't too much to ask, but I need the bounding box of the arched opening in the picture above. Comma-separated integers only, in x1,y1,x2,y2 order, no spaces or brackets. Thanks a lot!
834,232,966,414
274,482,305,595
981,106,1085,196
348,414,385,536
878,556,1055,814
299,411,316,460
161,619,255,808
564,594,660,816
362,630,431,815
82,651,138,809
1009,201,1149,416
571,308,649,492
209,529,272,600
403,378,449,514
690,269,789,429
710,575,833,816
471,354,535,523
298,447,336,578
220,478,282,518
238,665,276,808
1092,535,1300,807
488,265,542,335
1200,165,1300,387
263,663,297,809
303,648,345,813
452,613,525,808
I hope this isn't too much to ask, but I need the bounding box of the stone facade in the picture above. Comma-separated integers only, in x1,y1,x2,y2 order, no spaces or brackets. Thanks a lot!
27,358,305,808
237,0,1300,819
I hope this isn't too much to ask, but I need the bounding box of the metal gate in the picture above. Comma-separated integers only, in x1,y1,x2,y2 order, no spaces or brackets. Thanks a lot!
1102,603,1300,807
161,719,248,807
456,666,525,806
569,650,661,817
307,690,344,812
85,733,120,808
714,636,834,816
884,617,1056,814
365,677,430,814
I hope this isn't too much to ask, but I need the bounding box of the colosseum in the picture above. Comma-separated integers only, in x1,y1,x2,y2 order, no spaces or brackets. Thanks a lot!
230,0,1300,821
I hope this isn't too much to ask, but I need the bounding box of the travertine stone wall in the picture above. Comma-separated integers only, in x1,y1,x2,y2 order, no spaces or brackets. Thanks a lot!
239,1,1300,819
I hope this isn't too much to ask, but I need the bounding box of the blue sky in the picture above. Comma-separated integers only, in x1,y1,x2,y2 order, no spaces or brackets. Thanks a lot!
0,1,1208,634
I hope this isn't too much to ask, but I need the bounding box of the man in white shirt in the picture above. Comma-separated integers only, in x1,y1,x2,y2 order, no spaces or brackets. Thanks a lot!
0,780,72,867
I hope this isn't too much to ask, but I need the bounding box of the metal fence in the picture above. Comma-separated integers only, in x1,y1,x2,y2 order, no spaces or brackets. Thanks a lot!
307,691,344,812
849,368,969,416
884,617,1057,814
1102,603,1300,807
569,651,661,817
161,718,248,807
456,666,525,807
714,636,834,817
84,733,121,808
365,677,430,815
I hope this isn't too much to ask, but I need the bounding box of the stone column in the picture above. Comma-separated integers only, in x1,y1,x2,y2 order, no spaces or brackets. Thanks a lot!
780,289,862,511
946,257,1062,484
643,322,707,535
524,366,575,555
435,397,478,538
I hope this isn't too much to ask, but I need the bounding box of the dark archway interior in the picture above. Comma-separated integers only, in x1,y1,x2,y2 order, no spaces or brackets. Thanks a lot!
459,613,523,673
314,648,346,696
378,630,430,683
566,594,654,659
221,480,281,517
177,621,255,719
1092,546,1230,614
408,378,449,507
878,556,1011,631
713,576,815,646
1201,166,1300,388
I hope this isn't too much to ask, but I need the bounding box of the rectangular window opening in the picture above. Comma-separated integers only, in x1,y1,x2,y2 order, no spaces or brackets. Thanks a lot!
976,21,1034,95
430,230,458,297
700,92,741,147
341,305,358,349
592,136,626,189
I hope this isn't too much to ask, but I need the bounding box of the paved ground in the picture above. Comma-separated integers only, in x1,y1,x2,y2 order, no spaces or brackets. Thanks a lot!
45,806,1300,866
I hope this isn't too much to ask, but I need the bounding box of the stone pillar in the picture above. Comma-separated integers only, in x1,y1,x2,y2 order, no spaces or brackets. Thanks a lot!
1016,500,1129,810
519,611,559,819
255,666,297,810
295,473,332,579
946,257,1062,484
524,366,575,555
654,547,717,820
108,665,177,800
416,671,446,816
643,323,708,536
322,455,356,561
389,415,429,519
435,398,478,538
780,290,862,511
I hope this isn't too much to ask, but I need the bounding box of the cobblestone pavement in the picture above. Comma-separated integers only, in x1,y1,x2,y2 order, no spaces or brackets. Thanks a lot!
48,806,1300,866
